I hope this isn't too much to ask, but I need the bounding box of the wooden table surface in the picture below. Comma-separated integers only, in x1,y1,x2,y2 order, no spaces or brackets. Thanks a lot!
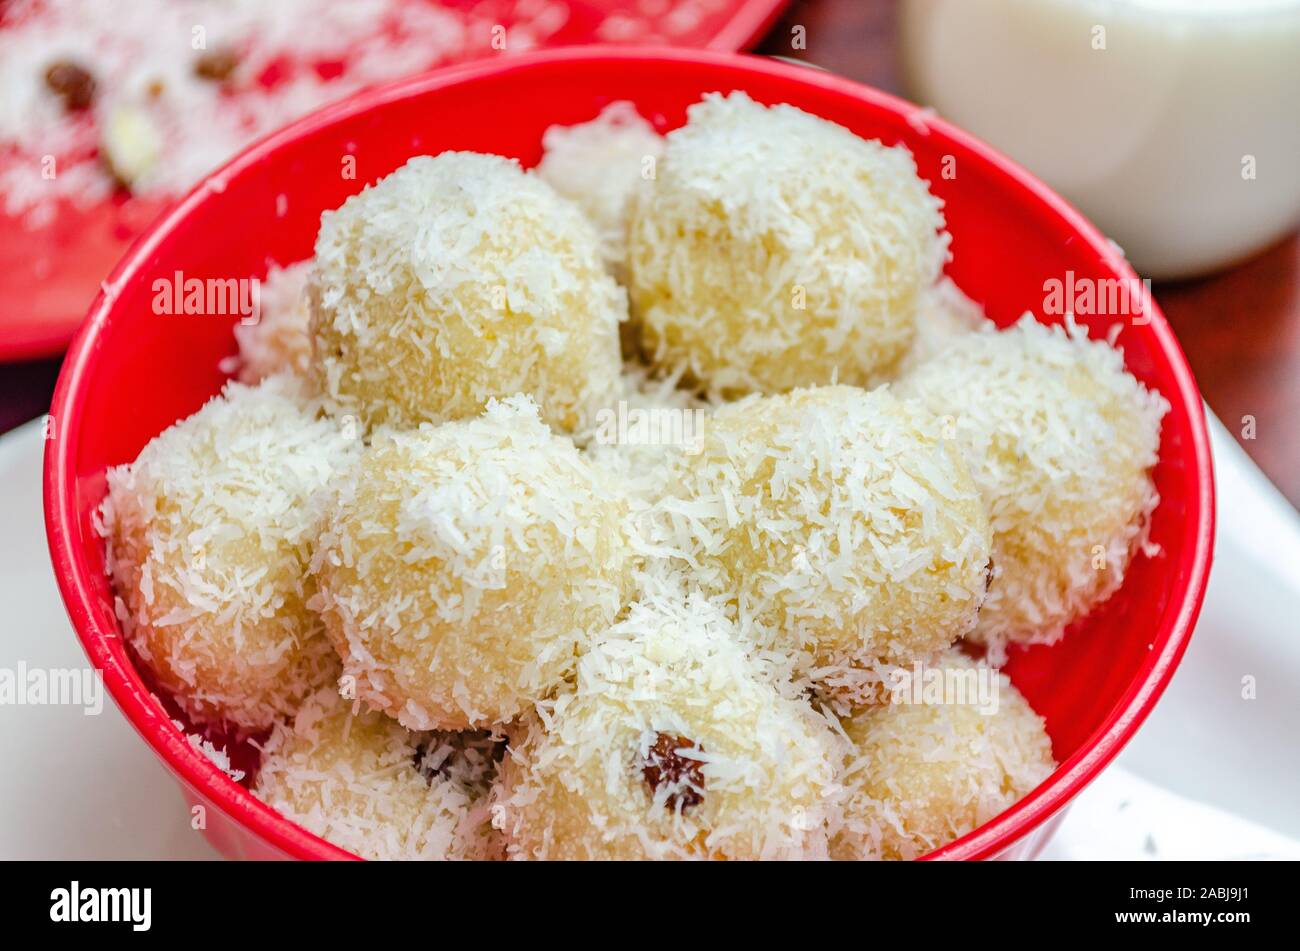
3,0,1297,509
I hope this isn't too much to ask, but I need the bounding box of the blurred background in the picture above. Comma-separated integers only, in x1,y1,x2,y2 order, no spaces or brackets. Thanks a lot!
1,0,1297,860
3,0,1297,508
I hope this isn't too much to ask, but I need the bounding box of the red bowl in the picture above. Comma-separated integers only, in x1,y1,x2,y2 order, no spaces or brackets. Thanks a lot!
43,46,1214,861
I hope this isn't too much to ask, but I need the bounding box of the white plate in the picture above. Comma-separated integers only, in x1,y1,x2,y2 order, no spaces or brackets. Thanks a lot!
1112,414,1300,839
0,419,217,859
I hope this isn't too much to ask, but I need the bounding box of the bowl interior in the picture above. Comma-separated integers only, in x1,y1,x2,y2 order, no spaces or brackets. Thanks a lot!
45,48,1213,860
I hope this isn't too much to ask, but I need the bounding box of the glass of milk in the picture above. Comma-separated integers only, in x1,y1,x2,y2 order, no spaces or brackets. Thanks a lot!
899,0,1300,279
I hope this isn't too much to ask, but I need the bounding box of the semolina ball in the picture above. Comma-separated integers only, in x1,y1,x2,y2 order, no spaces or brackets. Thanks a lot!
628,92,948,397
311,395,635,732
232,260,313,384
832,650,1055,860
582,362,713,513
493,585,842,860
897,316,1168,649
99,374,358,730
677,385,991,703
254,687,502,860
536,101,664,279
892,276,988,378
310,152,625,433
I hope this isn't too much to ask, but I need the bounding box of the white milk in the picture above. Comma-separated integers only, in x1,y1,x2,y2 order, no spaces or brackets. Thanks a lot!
899,0,1300,278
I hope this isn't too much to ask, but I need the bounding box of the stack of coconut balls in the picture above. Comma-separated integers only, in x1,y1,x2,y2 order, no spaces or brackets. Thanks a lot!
99,92,1169,861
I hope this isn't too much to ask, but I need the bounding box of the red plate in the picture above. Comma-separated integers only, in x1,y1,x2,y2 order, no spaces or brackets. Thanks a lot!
0,0,789,361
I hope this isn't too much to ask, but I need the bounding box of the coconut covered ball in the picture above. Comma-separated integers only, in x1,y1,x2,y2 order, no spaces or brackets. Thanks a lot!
254,687,502,860
536,101,664,278
627,92,947,397
898,317,1168,649
832,650,1055,860
583,362,713,513
493,584,842,860
311,395,635,732
99,374,357,730
892,276,988,378
665,385,990,703
310,152,625,433
232,260,313,384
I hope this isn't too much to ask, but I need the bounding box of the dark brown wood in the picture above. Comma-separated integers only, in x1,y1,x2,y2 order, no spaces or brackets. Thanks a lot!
761,0,1300,508
1157,234,1300,502
0,356,59,437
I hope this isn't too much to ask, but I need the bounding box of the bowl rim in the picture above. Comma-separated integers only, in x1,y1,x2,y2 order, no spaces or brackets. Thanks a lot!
42,44,1216,862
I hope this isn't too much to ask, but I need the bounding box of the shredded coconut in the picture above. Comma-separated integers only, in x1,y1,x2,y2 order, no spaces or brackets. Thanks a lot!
628,91,949,397
310,153,624,433
832,650,1055,860
892,276,990,377
493,578,843,860
898,316,1168,652
311,395,636,731
230,261,313,384
99,374,358,729
536,101,664,279
255,687,502,860
633,384,991,707
86,94,1176,861
172,719,245,783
